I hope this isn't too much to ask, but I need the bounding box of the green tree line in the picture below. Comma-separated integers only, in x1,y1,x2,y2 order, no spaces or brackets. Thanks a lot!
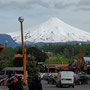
0,44,90,69
40,44,90,59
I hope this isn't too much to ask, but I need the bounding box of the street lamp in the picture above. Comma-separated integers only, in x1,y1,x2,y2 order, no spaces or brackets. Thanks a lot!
18,16,24,55
5,40,8,67
18,17,27,88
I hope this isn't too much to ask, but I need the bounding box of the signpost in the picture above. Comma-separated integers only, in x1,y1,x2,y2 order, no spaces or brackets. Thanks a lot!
44,52,53,73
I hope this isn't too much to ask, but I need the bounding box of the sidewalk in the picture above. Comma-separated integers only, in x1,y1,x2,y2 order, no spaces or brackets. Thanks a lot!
0,86,8,90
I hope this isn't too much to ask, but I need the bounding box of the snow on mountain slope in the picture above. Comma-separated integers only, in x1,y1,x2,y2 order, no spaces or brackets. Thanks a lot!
7,17,90,43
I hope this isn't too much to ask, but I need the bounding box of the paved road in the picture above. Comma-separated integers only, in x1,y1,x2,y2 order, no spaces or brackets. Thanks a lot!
0,80,90,90
41,80,90,90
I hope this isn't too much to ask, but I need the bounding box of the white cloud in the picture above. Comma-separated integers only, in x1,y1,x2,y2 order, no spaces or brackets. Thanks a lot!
0,0,79,10
78,0,90,6
0,0,90,34
76,0,90,11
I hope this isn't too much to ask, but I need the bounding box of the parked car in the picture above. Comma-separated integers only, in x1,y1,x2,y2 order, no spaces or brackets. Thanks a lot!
40,73,44,79
40,73,48,79
56,71,74,88
0,71,8,85
74,74,88,85
43,73,49,80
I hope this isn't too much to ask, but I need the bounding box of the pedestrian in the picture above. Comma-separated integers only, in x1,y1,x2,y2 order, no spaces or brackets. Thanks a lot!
7,73,18,90
16,76,23,90
34,75,42,90
29,74,43,90
7,73,13,90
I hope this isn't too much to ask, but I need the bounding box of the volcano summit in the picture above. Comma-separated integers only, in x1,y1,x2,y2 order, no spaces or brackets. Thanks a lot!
8,17,90,43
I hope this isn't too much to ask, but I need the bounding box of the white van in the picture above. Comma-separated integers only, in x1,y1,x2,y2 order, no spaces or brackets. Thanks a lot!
56,71,75,88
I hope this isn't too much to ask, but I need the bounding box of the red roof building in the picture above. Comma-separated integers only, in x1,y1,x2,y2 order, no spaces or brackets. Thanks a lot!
55,64,70,72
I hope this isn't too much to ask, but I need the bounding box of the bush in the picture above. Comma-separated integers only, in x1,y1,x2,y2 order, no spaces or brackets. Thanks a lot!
27,56,41,89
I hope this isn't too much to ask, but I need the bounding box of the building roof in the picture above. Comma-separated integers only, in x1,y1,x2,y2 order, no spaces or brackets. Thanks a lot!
83,57,90,62
55,64,69,70
14,54,23,58
43,64,55,68
43,64,70,70
2,67,23,71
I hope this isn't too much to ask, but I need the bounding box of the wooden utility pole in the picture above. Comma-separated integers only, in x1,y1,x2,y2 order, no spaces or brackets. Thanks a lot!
48,55,50,73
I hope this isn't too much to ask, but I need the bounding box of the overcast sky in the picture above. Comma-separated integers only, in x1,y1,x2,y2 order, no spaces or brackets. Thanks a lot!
0,0,90,34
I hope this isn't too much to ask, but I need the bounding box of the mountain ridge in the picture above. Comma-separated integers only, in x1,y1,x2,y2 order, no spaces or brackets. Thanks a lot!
7,17,90,43
0,34,18,47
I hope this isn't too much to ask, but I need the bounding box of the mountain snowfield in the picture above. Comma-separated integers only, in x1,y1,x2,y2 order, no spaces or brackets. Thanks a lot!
8,17,90,43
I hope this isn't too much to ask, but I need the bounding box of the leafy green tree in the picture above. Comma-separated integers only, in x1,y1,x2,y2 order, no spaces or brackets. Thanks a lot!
0,60,6,70
13,57,23,67
27,47,48,62
27,56,40,85
0,57,14,70
64,48,70,58
44,54,71,64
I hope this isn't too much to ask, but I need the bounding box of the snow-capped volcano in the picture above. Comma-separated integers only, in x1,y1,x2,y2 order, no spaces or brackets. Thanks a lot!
8,17,90,43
